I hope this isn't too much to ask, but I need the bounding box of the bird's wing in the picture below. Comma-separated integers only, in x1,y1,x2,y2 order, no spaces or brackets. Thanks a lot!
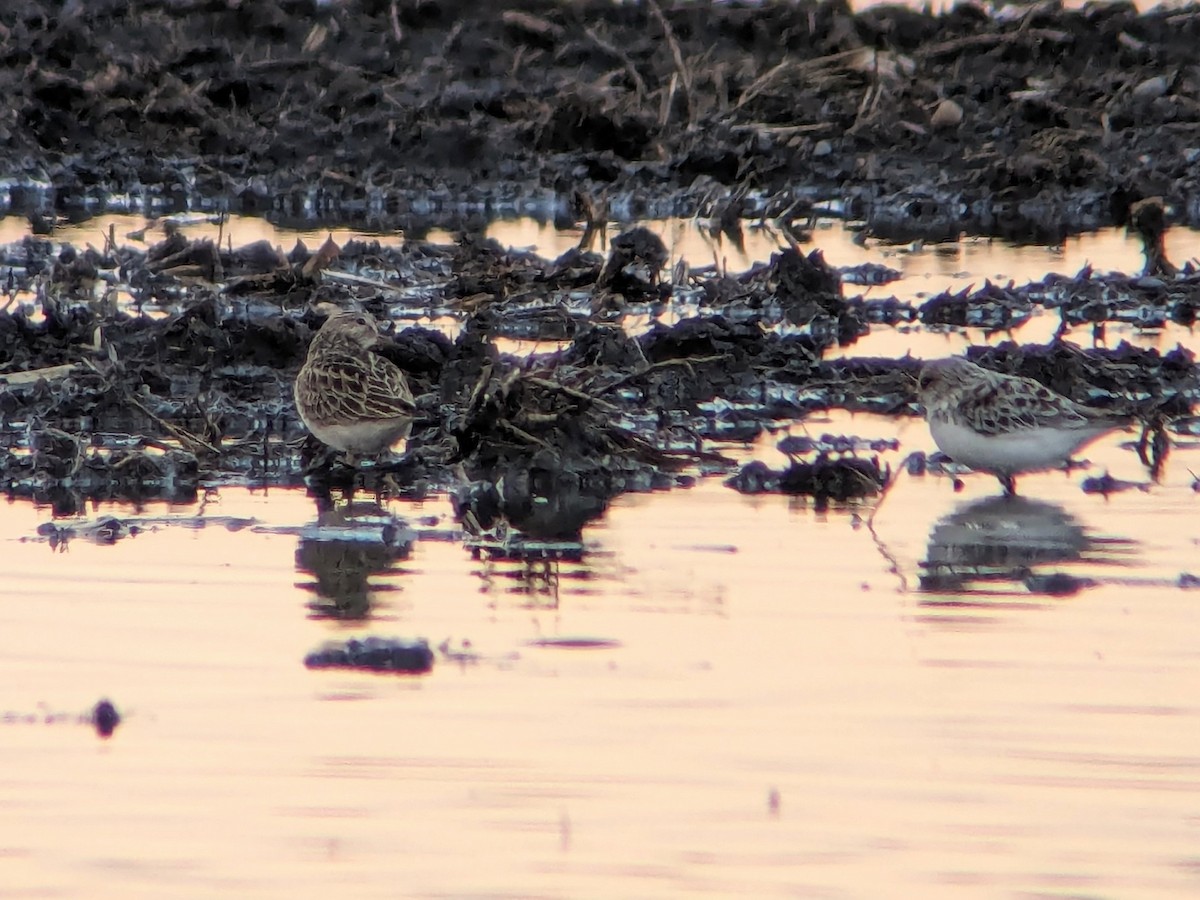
300,351,415,423
960,378,1097,435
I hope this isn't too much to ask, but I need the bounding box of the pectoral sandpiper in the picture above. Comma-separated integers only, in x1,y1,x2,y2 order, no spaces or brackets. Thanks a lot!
294,310,416,459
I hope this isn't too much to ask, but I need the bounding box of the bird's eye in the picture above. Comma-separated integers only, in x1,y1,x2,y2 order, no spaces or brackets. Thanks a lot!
355,316,369,326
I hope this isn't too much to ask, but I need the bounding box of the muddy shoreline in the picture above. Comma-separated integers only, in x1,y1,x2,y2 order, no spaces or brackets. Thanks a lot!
1,222,1194,522
3,1,1200,239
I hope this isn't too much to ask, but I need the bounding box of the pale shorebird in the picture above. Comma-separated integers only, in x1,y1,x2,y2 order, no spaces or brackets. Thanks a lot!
917,356,1129,495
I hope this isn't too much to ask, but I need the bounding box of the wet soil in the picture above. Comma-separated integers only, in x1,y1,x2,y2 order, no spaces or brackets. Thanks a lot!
0,224,1194,526
4,1,1200,239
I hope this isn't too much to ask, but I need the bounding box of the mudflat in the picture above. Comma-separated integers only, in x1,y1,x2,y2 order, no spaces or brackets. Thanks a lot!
2,1,1199,238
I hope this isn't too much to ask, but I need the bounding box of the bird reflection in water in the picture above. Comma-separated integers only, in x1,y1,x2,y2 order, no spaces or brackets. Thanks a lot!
295,500,415,619
919,495,1133,599
453,466,610,608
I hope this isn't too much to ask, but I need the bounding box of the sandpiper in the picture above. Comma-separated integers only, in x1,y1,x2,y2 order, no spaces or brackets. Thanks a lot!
917,356,1129,495
294,309,416,459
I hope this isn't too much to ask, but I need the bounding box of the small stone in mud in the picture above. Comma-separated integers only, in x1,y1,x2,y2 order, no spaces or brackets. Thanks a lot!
930,98,963,130
905,452,928,476
304,637,434,674
92,699,120,738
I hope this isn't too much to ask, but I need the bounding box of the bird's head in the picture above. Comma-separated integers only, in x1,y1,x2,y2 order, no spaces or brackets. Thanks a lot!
917,356,984,398
317,310,382,350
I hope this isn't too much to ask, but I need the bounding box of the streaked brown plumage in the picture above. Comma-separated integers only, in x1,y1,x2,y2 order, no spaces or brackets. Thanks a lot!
294,310,415,456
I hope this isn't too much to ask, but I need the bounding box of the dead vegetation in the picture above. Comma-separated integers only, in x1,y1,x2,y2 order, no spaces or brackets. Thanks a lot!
3,1,1200,239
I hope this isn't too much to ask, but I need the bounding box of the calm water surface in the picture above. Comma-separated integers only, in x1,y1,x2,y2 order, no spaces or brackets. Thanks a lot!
6,211,1199,304
2,409,1199,898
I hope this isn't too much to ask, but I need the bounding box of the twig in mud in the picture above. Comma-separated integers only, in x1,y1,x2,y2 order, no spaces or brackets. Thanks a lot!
440,21,464,57
775,220,805,256
608,422,735,467
320,270,405,295
124,393,222,456
732,57,796,113
582,26,647,100
519,411,562,426
576,190,609,253
389,0,404,44
498,419,555,452
40,426,86,477
1,363,78,386
502,11,565,41
465,363,495,417
647,0,693,126
728,122,830,138
659,72,679,128
523,376,623,414
918,28,1071,62
599,354,731,395
730,48,902,120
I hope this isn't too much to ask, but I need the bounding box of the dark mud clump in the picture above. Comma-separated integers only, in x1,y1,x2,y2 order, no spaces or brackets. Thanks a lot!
726,456,889,507
3,2,1200,239
304,637,434,675
92,699,120,738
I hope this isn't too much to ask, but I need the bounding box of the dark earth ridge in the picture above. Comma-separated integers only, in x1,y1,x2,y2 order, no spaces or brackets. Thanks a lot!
3,0,1200,239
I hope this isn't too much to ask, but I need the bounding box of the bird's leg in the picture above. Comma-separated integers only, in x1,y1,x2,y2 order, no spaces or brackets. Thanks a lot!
999,474,1017,496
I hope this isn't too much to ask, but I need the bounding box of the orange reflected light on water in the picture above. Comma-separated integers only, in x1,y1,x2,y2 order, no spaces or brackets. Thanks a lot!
2,405,1200,896
4,213,1197,302
2,212,1200,894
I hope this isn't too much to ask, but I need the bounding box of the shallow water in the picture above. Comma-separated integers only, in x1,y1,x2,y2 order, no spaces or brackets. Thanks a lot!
3,410,1200,898
5,212,1200,364
6,210,1199,299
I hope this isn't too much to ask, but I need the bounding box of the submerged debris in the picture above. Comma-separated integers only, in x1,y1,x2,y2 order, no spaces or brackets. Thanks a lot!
0,698,122,738
1080,472,1151,495
726,455,887,505
1022,570,1095,597
304,637,435,674
92,699,121,739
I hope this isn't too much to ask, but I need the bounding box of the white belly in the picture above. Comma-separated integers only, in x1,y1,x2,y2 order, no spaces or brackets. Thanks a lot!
307,418,412,454
929,418,1111,476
